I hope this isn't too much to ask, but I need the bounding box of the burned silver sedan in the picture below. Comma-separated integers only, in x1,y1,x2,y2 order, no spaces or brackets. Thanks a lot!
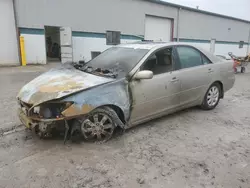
17,42,235,142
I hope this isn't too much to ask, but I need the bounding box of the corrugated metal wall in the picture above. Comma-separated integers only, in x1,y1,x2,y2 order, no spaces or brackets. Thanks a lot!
0,0,19,66
14,0,178,37
179,9,250,42
13,0,250,64
14,0,250,43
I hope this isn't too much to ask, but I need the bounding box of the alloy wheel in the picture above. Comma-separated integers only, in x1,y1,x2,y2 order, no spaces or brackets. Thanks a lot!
207,86,219,107
81,112,114,142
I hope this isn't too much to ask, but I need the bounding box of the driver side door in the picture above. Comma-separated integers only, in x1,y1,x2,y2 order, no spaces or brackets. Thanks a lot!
129,47,181,125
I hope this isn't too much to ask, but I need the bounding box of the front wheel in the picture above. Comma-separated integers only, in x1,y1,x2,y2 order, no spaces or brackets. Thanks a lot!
201,83,221,110
79,107,119,142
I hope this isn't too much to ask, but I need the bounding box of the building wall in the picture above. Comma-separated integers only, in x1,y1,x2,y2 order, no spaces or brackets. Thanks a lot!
14,0,178,37
20,28,140,64
15,0,178,64
0,0,19,66
72,36,139,62
20,34,47,65
180,42,249,58
19,28,47,64
15,0,250,64
14,0,250,41
179,9,250,42
178,9,250,57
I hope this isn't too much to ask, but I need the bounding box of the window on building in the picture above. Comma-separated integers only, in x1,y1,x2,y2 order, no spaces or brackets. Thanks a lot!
176,46,203,69
141,47,173,75
106,31,121,45
239,41,244,48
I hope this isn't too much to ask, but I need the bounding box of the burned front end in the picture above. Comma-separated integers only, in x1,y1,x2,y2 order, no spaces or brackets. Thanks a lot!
18,100,74,138
16,66,116,140
17,65,131,142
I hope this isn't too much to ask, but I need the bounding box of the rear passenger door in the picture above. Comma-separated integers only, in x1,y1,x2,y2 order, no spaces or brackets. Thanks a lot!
175,46,213,106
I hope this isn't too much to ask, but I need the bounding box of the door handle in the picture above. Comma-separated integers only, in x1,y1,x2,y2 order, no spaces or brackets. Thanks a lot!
208,68,214,73
171,77,179,82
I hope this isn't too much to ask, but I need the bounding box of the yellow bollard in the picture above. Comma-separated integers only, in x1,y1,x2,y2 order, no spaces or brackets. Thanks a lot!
20,36,26,66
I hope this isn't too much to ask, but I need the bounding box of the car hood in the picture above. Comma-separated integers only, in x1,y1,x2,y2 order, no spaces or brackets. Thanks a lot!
17,67,114,106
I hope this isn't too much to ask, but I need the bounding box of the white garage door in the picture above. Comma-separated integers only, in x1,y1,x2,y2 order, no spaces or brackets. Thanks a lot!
145,15,172,42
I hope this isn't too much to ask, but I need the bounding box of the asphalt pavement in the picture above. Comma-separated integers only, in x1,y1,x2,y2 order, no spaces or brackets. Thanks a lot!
0,65,250,188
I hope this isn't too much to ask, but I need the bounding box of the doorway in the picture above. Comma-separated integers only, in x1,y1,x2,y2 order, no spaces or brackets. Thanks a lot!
45,26,61,63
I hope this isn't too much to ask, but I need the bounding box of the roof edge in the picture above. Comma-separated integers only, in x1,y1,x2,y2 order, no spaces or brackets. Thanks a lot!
144,0,250,24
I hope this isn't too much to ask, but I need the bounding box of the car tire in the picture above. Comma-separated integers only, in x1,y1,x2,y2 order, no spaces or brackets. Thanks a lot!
201,83,221,110
79,107,120,142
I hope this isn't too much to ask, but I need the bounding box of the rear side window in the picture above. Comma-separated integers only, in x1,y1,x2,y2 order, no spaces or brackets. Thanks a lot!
201,54,212,64
176,46,203,69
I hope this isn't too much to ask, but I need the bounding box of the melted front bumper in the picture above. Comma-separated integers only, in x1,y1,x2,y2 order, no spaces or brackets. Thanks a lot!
18,108,66,129
18,108,37,129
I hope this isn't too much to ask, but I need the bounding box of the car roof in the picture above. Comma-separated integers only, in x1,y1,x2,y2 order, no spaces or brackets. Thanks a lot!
119,41,202,50
119,42,167,50
119,41,221,63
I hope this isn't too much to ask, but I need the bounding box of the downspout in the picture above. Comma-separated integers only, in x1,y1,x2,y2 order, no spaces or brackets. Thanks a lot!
176,7,181,42
12,0,21,65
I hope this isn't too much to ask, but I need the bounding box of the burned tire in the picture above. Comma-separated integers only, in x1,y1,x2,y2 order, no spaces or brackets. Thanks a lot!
79,107,121,142
201,83,221,110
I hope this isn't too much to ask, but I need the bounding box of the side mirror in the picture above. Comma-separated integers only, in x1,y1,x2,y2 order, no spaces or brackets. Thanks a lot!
134,70,153,80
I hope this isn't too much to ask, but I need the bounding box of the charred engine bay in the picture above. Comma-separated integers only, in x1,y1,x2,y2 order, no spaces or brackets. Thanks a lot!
73,62,118,79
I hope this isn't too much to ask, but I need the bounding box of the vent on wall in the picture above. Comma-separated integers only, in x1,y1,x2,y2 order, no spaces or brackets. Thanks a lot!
239,41,244,48
106,31,121,45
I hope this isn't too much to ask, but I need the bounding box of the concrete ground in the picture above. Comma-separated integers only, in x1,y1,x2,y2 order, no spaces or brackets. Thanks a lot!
0,65,250,188
0,63,57,134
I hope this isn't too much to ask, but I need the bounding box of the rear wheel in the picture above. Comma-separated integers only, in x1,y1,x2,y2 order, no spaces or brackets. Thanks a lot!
79,107,118,142
201,83,221,110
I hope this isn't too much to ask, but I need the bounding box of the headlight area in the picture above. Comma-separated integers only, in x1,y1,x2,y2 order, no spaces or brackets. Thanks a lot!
21,101,93,142
20,101,73,139
31,101,73,120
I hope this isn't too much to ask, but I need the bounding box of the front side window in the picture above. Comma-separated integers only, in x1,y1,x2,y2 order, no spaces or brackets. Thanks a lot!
176,46,203,69
141,47,174,75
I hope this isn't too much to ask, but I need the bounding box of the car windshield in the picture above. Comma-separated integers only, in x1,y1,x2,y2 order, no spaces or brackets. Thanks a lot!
81,47,149,79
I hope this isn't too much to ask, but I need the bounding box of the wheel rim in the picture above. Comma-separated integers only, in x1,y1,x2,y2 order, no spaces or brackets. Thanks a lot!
81,112,114,141
207,86,219,107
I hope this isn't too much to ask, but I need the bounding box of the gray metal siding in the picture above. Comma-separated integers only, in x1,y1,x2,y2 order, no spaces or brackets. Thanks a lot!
14,0,178,37
145,0,250,24
14,0,250,43
179,9,250,42
0,0,19,65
